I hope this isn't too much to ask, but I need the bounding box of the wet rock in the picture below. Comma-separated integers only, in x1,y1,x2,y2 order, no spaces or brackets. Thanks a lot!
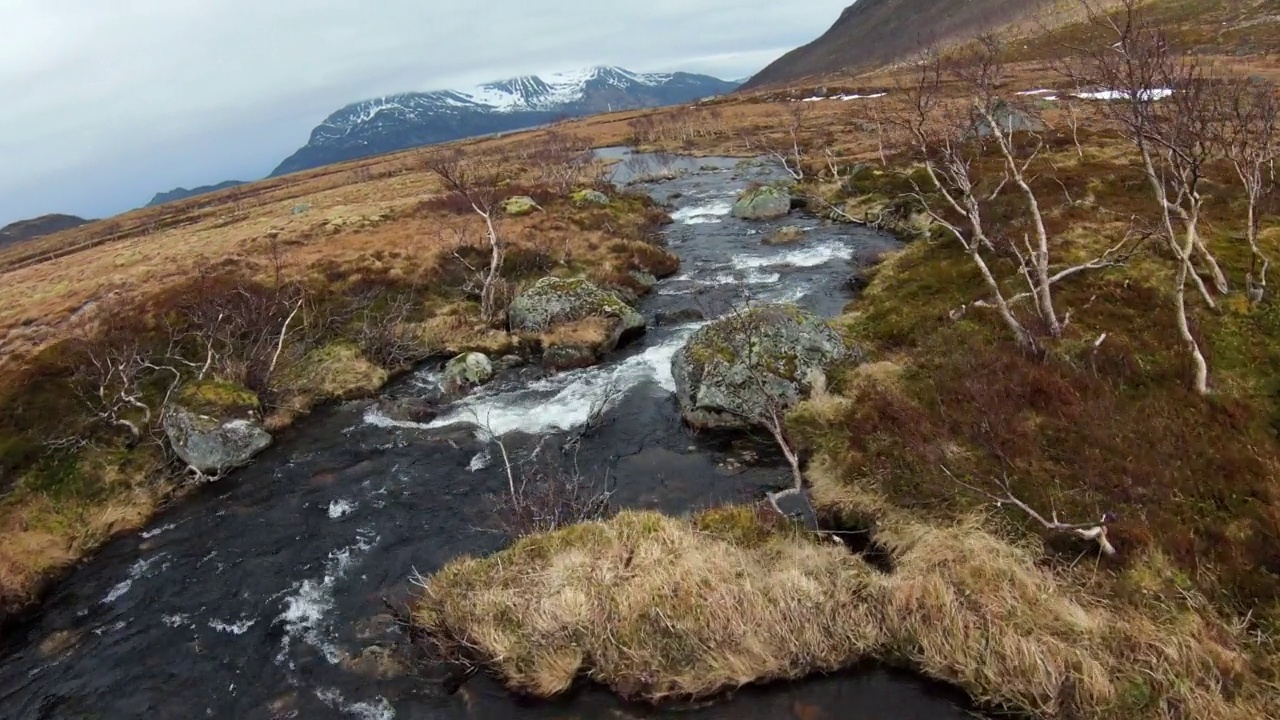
442,352,494,394
671,304,855,430
496,354,527,370
731,185,791,221
763,226,806,245
654,307,706,326
163,381,272,475
378,397,440,424
501,195,539,216
570,189,610,206
345,645,406,678
543,344,598,372
509,276,646,352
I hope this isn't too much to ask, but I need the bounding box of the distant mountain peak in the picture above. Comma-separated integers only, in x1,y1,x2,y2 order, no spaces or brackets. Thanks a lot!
271,65,736,177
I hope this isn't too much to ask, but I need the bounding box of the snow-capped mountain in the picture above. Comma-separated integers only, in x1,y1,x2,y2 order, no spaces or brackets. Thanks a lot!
271,66,737,177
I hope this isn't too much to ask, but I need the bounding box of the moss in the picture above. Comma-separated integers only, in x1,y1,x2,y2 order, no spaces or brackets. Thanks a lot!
176,379,260,417
283,343,388,402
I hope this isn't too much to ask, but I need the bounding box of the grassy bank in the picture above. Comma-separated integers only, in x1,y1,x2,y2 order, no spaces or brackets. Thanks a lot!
409,12,1280,717
0,144,677,625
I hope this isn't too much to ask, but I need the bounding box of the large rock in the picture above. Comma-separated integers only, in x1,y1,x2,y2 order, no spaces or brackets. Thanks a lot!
501,196,540,216
442,352,494,394
570,189,610,206
162,381,272,475
731,185,791,221
671,304,855,430
509,277,646,352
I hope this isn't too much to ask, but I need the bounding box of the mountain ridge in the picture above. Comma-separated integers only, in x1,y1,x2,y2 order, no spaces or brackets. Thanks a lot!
271,65,737,177
0,213,91,249
744,0,1050,89
147,180,248,208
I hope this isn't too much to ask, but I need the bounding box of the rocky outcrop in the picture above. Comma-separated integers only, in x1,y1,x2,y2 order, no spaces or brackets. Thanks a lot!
671,304,855,430
509,277,646,352
731,185,791,221
655,307,707,326
162,381,272,476
543,344,598,372
442,352,494,394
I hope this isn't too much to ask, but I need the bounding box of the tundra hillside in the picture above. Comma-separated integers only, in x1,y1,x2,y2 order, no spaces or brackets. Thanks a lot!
0,125,685,625
413,3,1280,719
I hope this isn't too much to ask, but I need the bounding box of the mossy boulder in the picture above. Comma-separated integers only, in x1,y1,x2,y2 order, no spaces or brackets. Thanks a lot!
442,352,494,394
731,185,791,221
501,196,540,216
509,277,646,353
764,226,806,245
671,304,855,430
570,189,610,207
163,381,271,475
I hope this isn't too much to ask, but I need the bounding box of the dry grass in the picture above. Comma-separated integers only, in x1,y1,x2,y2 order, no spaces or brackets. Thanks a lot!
414,496,1277,719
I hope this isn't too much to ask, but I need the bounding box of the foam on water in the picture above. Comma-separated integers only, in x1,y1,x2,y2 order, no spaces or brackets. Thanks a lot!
671,199,733,224
327,499,357,519
208,618,256,635
275,529,378,668
424,325,703,437
102,554,168,604
316,688,397,720
730,240,854,270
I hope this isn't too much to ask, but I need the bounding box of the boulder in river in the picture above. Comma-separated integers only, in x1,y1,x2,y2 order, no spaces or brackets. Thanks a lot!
671,304,855,430
654,307,707,327
442,352,494,394
731,185,791,221
763,226,806,245
543,344,599,372
509,276,646,353
501,196,540,216
163,380,272,475
570,189,610,206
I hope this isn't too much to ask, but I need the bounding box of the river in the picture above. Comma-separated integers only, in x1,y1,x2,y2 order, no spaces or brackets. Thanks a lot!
0,151,976,719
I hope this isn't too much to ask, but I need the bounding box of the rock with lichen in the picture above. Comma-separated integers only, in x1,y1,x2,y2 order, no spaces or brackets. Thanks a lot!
162,381,272,475
731,185,791,221
509,277,646,354
442,352,494,394
671,304,855,430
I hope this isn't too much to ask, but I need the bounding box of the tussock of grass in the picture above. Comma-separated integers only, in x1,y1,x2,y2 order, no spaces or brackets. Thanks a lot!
414,495,1275,718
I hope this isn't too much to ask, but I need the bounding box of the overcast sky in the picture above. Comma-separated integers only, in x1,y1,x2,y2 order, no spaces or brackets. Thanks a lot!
0,0,851,225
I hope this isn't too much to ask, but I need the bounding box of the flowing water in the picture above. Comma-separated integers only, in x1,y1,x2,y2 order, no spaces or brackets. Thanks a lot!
0,152,976,719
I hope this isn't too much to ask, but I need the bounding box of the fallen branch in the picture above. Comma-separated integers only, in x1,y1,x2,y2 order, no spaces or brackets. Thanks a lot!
942,465,1117,556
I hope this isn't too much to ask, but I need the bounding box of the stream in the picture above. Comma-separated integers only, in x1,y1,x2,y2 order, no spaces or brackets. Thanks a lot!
0,151,976,719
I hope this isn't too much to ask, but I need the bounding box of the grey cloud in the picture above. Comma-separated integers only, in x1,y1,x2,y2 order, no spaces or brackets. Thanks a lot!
0,0,848,224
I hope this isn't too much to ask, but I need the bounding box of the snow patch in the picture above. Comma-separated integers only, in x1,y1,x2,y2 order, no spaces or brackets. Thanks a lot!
1074,88,1172,101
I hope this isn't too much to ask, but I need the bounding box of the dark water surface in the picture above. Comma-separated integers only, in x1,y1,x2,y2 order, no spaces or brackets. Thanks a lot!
0,153,974,719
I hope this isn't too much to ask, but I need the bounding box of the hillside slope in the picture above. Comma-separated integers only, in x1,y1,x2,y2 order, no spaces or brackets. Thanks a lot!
744,0,1050,88
0,214,90,249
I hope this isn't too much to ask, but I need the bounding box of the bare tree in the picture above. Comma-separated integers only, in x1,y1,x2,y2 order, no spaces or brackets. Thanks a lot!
897,50,1035,349
1220,76,1279,303
1068,0,1230,393
1067,1,1223,306
743,101,812,180
424,148,507,325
